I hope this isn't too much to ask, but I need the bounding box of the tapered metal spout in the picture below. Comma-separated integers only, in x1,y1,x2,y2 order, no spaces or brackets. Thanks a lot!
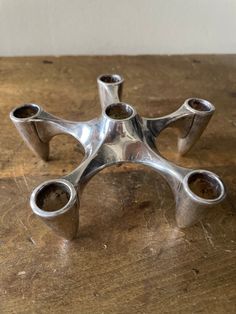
97,74,124,108
30,179,79,240
10,104,49,160
175,170,225,227
177,98,215,155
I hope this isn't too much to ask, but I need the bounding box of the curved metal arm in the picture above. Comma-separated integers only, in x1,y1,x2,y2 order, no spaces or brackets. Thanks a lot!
143,98,215,155
10,74,225,240
10,104,96,160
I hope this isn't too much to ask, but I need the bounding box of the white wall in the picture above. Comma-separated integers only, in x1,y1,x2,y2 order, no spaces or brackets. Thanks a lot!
0,0,235,56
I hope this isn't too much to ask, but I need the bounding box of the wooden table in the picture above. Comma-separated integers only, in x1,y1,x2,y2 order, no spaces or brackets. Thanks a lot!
0,56,235,313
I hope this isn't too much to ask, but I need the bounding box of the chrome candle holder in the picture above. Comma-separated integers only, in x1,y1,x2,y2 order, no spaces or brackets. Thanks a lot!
10,74,226,239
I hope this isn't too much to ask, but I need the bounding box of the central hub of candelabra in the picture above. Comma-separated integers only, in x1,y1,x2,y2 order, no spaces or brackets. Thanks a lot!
10,74,225,240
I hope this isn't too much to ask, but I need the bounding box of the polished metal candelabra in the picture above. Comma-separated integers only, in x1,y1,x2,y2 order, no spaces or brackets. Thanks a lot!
10,74,225,239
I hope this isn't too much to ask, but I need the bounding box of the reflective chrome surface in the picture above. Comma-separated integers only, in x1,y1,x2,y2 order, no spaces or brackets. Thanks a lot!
10,74,226,240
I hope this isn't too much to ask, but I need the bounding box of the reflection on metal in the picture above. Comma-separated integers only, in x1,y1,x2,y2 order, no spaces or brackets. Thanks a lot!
10,74,226,240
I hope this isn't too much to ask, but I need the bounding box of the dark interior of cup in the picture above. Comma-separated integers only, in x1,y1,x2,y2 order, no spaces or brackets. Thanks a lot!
13,104,39,118
99,74,122,84
188,99,211,112
188,172,222,200
36,182,71,212
105,103,133,120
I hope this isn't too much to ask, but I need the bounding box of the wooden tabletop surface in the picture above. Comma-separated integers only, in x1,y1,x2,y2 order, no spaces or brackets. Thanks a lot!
0,55,236,314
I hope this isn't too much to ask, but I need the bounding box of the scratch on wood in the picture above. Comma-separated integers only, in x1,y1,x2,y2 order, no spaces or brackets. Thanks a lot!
200,221,215,248
12,175,22,193
16,214,37,245
21,165,30,192
30,269,39,280
16,213,29,232
28,236,37,246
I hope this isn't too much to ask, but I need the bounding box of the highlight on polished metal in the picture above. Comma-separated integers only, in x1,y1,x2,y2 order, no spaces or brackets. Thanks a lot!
10,73,226,239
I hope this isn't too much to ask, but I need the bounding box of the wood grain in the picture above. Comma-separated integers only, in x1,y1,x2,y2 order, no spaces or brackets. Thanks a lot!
0,55,236,314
